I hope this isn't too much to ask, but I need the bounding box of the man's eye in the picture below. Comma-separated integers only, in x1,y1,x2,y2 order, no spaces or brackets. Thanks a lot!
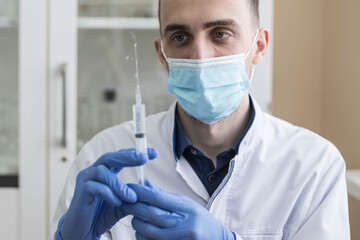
214,32,229,39
173,35,187,42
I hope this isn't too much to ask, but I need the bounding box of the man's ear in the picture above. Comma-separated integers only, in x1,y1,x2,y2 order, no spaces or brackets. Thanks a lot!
154,38,169,72
252,28,269,65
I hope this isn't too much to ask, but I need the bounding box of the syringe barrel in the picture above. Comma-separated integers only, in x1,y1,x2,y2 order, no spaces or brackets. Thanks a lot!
135,135,146,185
133,103,147,153
133,103,147,186
133,103,146,137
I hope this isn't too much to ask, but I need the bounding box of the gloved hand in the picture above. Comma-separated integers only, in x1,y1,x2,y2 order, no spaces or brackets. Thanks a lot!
123,180,236,240
55,148,158,240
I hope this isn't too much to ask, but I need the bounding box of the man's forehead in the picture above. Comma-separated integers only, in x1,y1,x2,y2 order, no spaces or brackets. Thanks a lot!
160,0,251,30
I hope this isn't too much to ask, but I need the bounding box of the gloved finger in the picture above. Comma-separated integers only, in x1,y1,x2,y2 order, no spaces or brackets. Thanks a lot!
128,182,190,212
133,216,189,240
93,148,158,173
134,148,158,161
81,165,137,203
122,202,181,228
144,179,158,190
83,180,122,206
146,148,158,160
135,232,152,240
132,217,169,240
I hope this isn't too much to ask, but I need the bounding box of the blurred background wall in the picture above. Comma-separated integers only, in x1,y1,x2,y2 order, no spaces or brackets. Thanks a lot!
273,0,360,238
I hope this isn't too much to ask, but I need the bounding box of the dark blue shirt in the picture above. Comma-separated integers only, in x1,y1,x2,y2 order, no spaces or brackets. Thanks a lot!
174,96,255,196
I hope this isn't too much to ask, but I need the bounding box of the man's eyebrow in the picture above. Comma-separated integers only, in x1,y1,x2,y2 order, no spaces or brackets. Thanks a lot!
164,24,191,37
163,19,240,37
203,19,240,29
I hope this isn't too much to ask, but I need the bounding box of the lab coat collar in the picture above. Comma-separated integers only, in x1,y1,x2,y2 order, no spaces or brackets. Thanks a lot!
238,96,266,153
164,101,177,161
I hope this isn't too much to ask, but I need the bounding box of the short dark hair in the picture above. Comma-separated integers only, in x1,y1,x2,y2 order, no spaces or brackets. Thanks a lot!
158,0,260,36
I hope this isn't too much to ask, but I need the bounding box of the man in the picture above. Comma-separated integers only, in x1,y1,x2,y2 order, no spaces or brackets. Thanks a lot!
51,0,350,239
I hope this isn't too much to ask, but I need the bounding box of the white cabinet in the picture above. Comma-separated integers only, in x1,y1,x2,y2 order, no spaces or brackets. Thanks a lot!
47,0,78,226
0,0,48,239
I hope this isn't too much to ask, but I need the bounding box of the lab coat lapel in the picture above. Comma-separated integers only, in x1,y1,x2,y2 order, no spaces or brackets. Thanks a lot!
175,156,210,202
164,101,210,202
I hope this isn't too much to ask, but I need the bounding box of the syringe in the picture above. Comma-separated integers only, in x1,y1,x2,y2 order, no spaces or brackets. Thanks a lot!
130,32,147,185
133,86,147,185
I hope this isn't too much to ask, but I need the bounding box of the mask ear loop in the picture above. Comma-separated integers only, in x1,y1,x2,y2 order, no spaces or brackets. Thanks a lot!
245,30,260,82
160,40,170,63
245,30,259,59
249,65,256,83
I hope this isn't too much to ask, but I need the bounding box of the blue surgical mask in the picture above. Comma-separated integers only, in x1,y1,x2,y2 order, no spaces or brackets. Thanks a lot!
162,31,259,125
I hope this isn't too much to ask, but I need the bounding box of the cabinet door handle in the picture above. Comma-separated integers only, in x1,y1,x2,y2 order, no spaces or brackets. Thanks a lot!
60,63,67,148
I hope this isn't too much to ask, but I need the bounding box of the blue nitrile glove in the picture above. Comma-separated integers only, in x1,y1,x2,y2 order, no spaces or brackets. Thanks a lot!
55,148,158,240
123,180,236,240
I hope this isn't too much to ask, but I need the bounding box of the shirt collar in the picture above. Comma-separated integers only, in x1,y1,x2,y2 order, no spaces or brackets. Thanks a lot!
174,95,256,160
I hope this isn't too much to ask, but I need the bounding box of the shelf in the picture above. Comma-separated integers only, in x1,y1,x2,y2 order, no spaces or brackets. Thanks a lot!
0,17,18,28
346,169,360,200
78,17,159,30
78,0,155,6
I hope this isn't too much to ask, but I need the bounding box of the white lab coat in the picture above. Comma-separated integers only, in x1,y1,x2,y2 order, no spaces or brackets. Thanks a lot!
49,99,350,240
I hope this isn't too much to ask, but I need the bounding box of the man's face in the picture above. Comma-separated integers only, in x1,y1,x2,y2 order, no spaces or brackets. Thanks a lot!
159,0,256,60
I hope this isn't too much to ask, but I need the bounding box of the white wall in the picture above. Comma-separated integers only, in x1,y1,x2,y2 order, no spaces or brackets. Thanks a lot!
250,0,274,113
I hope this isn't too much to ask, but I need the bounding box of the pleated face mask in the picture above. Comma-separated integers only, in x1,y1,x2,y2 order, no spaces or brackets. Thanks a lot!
162,30,259,125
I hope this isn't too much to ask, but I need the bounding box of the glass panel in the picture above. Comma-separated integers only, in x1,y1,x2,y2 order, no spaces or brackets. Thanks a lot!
78,0,158,18
0,0,19,186
77,1,174,151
